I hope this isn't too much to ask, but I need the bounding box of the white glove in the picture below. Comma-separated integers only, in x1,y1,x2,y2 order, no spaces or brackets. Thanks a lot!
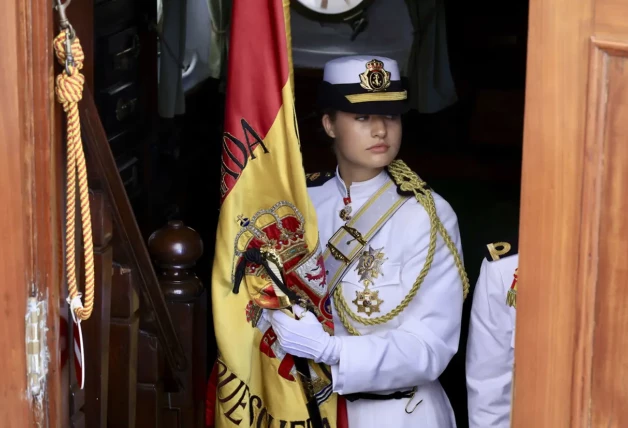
269,309,342,366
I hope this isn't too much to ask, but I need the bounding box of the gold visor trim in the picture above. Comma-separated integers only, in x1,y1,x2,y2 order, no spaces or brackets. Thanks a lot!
345,90,407,104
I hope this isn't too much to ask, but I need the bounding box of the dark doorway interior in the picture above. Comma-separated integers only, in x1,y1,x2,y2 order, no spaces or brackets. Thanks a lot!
102,1,528,426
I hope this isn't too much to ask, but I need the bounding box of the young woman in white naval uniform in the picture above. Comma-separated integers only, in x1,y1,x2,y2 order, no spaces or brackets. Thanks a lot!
268,55,469,427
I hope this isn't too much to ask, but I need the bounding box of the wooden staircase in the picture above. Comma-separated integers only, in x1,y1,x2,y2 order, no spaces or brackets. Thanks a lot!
69,89,207,428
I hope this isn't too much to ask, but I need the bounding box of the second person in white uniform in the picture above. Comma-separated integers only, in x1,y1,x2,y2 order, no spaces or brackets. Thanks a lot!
466,241,519,427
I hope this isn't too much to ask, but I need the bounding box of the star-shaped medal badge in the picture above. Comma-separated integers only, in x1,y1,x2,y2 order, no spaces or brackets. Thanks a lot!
355,246,388,287
352,288,384,316
351,246,387,315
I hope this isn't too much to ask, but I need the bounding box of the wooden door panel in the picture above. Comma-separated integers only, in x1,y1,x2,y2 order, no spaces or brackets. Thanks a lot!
514,0,628,427
514,0,592,422
589,41,628,428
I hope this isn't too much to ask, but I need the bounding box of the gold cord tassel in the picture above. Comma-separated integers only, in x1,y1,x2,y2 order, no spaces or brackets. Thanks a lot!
54,29,95,321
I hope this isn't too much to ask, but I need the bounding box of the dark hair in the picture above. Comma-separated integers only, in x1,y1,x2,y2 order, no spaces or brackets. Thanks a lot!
319,109,337,147
321,108,337,121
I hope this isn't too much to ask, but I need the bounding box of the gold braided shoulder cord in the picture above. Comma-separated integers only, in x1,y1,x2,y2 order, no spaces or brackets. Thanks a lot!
333,160,469,336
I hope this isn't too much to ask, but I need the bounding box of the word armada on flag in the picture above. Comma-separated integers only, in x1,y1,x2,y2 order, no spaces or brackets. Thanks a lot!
206,1,344,428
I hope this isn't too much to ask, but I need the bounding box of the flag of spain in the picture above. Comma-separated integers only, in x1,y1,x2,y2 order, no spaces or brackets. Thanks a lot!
208,1,339,427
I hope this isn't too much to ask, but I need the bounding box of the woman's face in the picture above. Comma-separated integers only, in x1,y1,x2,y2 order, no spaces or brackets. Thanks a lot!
322,111,402,170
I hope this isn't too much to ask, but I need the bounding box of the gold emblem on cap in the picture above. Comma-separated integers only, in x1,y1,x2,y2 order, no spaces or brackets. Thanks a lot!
359,59,391,92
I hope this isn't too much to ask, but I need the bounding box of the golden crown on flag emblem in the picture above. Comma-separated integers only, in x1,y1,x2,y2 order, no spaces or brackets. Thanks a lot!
234,201,309,270
233,201,315,310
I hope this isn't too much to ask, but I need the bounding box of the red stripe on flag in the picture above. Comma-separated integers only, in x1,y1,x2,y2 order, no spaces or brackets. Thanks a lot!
337,396,349,428
220,0,290,203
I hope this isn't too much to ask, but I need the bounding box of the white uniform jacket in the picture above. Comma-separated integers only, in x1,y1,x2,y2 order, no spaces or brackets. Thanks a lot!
308,169,464,428
466,253,519,428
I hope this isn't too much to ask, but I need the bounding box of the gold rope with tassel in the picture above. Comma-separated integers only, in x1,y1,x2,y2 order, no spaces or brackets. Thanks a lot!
333,159,470,336
54,29,95,321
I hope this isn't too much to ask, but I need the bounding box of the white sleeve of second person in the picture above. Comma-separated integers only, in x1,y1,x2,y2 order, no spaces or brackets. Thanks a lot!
330,198,464,395
466,259,514,428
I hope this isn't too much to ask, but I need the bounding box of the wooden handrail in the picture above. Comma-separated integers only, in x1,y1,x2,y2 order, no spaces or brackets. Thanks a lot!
79,89,188,375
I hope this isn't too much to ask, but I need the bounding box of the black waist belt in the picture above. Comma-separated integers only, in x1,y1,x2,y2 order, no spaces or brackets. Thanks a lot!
344,390,414,402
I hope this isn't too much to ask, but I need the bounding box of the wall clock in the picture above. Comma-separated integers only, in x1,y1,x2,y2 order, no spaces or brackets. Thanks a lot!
291,0,376,23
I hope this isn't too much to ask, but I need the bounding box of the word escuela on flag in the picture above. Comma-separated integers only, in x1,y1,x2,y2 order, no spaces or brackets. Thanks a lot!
207,1,339,427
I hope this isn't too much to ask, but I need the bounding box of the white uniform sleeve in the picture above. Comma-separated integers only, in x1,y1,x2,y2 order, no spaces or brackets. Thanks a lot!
466,258,514,428
331,198,464,395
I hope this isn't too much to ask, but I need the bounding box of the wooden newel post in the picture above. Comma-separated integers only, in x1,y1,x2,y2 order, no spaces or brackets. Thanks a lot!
148,220,204,301
148,220,207,427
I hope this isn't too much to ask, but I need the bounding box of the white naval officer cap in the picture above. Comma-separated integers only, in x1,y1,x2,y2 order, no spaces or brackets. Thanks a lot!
317,55,409,115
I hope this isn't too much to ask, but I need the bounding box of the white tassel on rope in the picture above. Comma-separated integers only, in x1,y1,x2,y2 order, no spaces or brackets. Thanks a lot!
67,294,85,389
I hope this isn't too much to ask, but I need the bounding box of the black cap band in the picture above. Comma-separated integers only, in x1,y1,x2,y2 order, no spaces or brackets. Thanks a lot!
317,81,410,116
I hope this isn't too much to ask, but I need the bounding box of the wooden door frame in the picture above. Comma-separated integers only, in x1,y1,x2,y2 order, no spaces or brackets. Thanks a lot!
0,0,63,425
